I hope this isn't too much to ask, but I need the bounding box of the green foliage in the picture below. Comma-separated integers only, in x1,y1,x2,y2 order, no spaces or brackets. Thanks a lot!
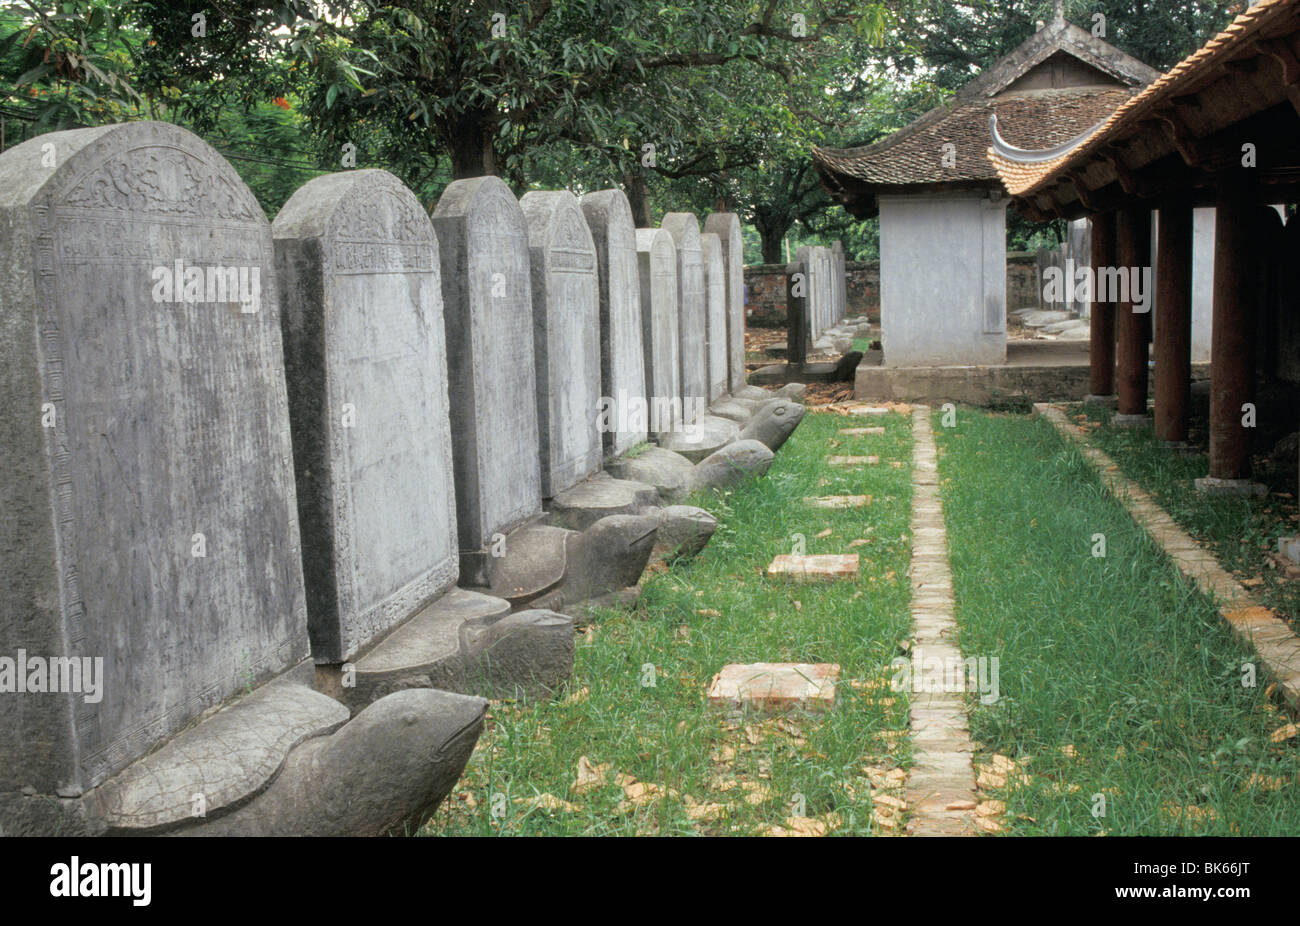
428,408,916,836
0,0,1246,253
0,1,142,130
887,0,1237,93
1078,402,1300,630
936,408,1300,835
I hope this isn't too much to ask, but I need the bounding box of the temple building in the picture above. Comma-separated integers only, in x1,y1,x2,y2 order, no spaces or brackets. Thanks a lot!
812,6,1159,366
988,0,1300,494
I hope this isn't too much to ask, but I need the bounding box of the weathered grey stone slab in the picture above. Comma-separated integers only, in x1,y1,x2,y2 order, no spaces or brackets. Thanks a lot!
832,240,846,322
530,516,659,615
274,169,458,663
787,258,808,367
635,227,680,436
819,248,834,333
177,687,489,837
694,439,775,490
87,675,348,832
657,414,740,463
605,445,697,502
796,245,815,344
521,191,602,498
350,588,511,701
549,472,659,532
704,213,747,392
739,399,805,452
0,121,308,795
661,213,707,422
431,176,542,563
701,231,728,402
581,190,646,458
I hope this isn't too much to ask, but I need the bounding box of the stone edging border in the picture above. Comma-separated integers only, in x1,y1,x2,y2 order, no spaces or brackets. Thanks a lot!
1035,403,1300,713
904,405,979,836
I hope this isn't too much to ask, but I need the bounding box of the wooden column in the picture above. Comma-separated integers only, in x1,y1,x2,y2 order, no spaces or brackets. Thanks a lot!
1207,170,1258,481
1115,205,1152,419
1154,200,1193,443
1255,206,1285,381
1088,211,1117,400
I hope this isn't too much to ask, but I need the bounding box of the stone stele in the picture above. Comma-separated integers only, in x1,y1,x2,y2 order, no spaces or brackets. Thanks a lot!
274,168,458,663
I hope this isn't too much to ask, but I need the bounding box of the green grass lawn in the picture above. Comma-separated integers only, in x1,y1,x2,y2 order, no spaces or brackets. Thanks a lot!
935,408,1300,835
1072,403,1300,630
424,408,915,835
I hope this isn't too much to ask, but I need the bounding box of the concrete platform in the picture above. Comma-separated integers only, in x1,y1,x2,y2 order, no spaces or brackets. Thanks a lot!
856,339,1209,407
749,360,840,386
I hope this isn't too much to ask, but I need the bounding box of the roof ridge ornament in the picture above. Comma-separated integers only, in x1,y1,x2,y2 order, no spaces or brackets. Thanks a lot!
988,112,1105,164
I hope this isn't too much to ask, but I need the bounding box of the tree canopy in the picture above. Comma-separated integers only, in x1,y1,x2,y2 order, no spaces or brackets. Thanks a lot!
0,0,1243,259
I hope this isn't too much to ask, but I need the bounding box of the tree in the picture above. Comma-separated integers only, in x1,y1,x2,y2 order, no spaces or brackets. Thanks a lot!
643,23,935,263
884,0,1238,90
299,0,889,182
0,1,142,130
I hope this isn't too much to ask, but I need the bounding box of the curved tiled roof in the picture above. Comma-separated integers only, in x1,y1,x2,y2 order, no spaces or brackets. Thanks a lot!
989,0,1300,198
814,87,1132,187
812,15,1159,215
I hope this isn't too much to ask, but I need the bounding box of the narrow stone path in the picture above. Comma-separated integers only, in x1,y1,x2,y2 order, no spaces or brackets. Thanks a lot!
904,406,979,836
1039,403,1300,713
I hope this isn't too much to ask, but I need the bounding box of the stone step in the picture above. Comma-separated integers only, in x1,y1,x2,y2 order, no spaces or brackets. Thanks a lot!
767,554,859,580
804,495,871,509
827,455,879,466
707,662,840,712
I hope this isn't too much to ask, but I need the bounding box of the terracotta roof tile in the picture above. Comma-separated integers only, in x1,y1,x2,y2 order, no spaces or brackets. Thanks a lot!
989,0,1300,198
814,87,1132,187
813,15,1158,210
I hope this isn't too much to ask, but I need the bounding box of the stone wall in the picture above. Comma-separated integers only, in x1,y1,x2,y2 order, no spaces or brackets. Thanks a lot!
1006,252,1040,311
746,254,1039,327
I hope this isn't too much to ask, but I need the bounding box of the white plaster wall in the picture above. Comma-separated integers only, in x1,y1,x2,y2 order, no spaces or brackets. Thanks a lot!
1069,218,1091,320
1192,207,1214,363
879,192,1007,366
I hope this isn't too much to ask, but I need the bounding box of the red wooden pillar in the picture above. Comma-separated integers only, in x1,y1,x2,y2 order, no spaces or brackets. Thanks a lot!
1206,170,1258,483
1154,200,1193,443
1115,205,1152,420
1087,211,1117,402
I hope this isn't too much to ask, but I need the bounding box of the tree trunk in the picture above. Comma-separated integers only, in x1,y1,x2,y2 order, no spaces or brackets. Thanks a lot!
623,171,652,227
753,205,790,264
448,110,499,179
757,219,787,264
760,231,783,265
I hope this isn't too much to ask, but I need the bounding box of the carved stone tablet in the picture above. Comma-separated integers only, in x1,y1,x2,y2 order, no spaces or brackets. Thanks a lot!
0,121,308,793
431,176,543,557
274,169,458,663
581,190,646,458
521,190,602,497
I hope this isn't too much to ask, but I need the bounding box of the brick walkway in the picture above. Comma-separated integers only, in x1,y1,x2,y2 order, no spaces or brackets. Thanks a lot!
1037,403,1300,713
904,406,978,836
